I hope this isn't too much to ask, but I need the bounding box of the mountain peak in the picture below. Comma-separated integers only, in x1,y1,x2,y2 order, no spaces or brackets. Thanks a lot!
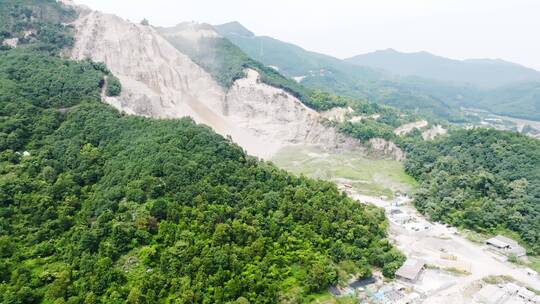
213,21,254,38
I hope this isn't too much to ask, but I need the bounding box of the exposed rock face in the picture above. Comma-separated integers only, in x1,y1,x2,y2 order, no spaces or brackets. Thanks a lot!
71,11,224,119
320,107,354,123
158,22,219,44
422,125,447,140
349,113,380,123
68,6,358,158
226,69,356,150
369,138,405,161
2,38,18,48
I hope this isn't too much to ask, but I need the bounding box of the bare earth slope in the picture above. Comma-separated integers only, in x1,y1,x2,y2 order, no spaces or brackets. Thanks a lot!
67,6,357,158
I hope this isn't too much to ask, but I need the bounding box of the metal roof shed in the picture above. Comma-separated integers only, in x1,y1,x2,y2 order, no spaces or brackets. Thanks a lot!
395,258,425,282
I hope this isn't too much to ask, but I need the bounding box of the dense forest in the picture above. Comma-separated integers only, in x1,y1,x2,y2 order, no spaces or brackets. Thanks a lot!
0,49,402,304
404,129,540,253
0,1,403,303
0,0,75,53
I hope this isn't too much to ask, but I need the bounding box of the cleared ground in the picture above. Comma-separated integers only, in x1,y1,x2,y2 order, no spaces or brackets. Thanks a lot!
272,145,540,303
373,198,540,303
271,145,416,198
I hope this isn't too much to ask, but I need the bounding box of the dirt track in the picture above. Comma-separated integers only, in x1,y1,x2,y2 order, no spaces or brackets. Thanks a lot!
347,190,540,303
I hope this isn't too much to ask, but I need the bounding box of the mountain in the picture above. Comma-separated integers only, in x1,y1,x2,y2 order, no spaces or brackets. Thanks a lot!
405,128,540,253
478,82,540,118
346,49,540,88
2,1,539,303
68,10,359,159
214,22,464,121
0,50,401,302
0,1,403,302
214,22,382,82
216,22,540,121
157,22,352,112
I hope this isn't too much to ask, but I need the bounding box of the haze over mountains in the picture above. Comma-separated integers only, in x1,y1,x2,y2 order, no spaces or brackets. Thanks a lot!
346,48,540,88
215,21,540,121
214,22,462,120
2,1,540,302
213,22,382,82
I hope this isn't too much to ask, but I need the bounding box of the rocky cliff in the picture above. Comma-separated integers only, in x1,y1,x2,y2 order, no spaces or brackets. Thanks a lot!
66,4,357,158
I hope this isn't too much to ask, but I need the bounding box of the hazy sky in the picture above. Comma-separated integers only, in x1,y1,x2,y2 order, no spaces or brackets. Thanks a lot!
76,0,540,71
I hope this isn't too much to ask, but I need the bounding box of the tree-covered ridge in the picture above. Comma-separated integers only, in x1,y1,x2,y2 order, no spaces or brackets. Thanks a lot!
301,71,466,121
333,102,428,144
345,49,540,89
0,48,402,303
158,25,348,112
214,22,466,121
404,129,540,253
0,50,106,151
0,0,76,53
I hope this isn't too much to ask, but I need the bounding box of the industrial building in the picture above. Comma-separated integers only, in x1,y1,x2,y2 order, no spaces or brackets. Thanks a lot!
485,235,527,257
395,258,425,282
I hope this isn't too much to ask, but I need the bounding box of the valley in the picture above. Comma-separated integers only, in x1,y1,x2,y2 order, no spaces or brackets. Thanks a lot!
463,107,540,139
273,144,540,303
272,145,416,198
1,1,539,303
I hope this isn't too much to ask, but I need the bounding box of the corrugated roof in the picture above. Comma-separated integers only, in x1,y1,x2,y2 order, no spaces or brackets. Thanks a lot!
494,235,518,247
486,237,510,248
395,258,425,281
486,235,526,256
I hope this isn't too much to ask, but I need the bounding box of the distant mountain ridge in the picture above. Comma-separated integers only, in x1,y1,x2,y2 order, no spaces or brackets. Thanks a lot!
214,22,467,120
215,21,540,121
214,21,382,81
346,48,540,88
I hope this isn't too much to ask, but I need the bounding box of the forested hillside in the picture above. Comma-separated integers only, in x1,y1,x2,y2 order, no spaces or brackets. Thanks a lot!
0,0,75,52
0,1,403,303
160,23,446,141
477,82,540,121
336,102,426,143
215,22,540,122
346,49,540,88
404,129,540,253
214,22,465,121
0,49,402,304
158,23,346,111
392,77,540,122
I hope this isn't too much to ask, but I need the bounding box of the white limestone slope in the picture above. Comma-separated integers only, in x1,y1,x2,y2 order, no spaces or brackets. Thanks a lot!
394,120,428,136
158,22,219,44
67,6,357,159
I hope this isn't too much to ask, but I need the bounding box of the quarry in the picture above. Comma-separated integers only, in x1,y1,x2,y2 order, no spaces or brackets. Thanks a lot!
274,145,540,303
65,3,358,159
327,186,540,303
53,2,540,303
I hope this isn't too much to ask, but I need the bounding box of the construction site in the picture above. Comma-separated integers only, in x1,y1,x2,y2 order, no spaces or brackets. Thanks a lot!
330,187,540,303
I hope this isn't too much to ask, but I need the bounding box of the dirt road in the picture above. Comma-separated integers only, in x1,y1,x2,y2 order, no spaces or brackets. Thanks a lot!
347,190,540,303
